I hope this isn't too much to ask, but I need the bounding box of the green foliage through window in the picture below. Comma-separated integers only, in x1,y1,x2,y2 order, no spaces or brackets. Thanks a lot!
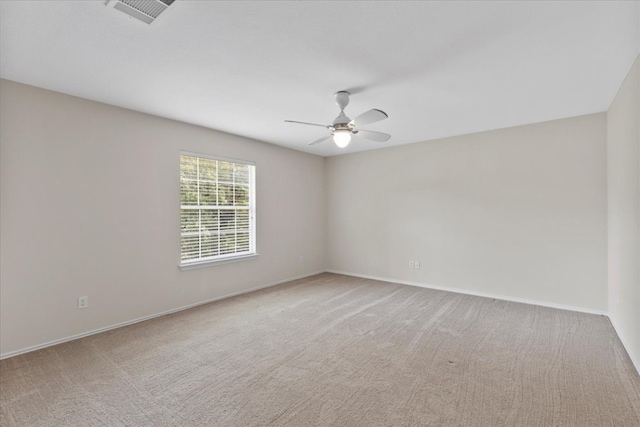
180,154,255,263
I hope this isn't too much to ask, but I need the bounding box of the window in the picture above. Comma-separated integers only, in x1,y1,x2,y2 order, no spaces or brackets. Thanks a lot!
180,152,256,267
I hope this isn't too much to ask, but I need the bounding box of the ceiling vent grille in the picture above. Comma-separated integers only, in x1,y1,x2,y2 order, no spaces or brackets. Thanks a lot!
107,0,176,25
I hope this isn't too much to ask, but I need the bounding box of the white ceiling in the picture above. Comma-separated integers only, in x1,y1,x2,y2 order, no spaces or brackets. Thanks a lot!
1,1,638,157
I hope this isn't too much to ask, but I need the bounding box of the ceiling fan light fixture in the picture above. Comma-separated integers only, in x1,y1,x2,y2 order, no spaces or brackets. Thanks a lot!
285,91,389,148
333,129,351,148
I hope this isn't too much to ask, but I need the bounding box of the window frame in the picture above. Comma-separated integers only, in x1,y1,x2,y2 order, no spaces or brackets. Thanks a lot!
178,151,257,270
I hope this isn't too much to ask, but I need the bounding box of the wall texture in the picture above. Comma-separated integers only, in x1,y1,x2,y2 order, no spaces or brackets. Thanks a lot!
607,55,640,371
326,114,608,312
0,79,325,356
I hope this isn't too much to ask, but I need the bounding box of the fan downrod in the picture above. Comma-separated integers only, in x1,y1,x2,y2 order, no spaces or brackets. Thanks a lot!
334,91,350,110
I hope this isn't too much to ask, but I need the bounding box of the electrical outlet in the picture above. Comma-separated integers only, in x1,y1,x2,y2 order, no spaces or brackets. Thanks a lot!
78,296,88,309
415,261,420,269
299,256,304,265
409,260,414,269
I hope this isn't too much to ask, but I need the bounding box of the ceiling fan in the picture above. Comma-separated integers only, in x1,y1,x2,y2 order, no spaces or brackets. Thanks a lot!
285,91,390,148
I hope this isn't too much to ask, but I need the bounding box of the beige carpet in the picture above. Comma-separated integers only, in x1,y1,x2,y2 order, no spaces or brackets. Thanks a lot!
1,273,639,426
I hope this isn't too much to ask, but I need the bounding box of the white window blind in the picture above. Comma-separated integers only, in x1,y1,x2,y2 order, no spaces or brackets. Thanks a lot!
180,153,256,265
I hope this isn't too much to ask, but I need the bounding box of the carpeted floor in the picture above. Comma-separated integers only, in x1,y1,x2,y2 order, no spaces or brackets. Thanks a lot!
1,273,639,426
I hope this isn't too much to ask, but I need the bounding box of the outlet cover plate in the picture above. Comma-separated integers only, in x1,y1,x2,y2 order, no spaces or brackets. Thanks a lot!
78,296,88,309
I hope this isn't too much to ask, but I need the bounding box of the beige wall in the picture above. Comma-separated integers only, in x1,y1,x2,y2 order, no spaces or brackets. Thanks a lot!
326,114,608,312
607,55,640,370
0,79,325,356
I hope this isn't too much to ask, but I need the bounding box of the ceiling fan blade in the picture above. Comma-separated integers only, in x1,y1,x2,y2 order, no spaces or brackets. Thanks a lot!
349,109,388,127
285,120,329,128
309,135,332,146
356,129,391,142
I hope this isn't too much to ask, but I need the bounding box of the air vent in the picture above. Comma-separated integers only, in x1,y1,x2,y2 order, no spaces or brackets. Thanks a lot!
106,0,177,25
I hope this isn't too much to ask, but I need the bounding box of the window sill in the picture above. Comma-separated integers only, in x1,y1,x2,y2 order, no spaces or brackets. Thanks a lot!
179,253,259,271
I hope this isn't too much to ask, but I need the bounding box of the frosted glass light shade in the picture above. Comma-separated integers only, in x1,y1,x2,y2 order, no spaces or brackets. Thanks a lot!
333,130,351,148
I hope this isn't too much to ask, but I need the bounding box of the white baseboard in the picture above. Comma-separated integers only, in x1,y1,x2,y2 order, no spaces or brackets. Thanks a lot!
4,269,637,378
0,270,324,360
609,316,640,376
325,270,609,316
